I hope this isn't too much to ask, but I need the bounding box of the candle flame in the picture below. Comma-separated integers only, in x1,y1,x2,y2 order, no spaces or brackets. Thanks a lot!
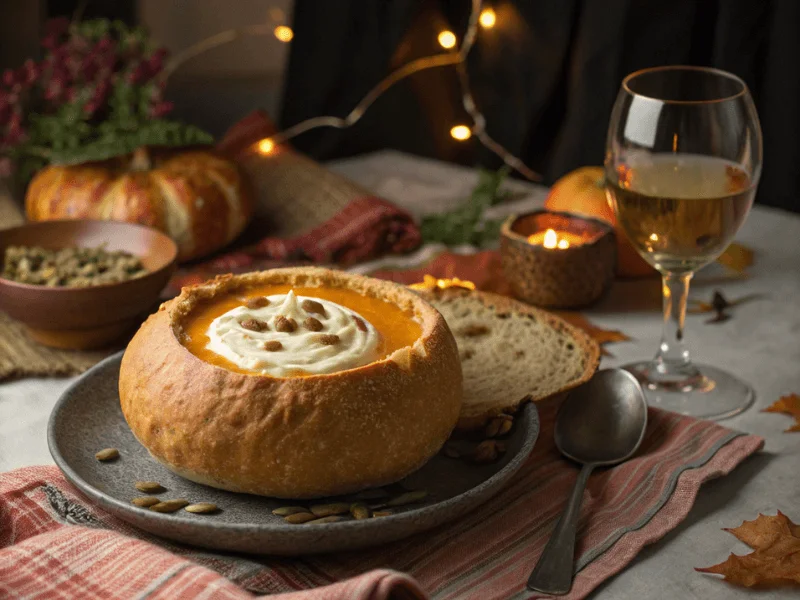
528,228,571,249
544,229,558,249
409,275,476,291
557,238,570,249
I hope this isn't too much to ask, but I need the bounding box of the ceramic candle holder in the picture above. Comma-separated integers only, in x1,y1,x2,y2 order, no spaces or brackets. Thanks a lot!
500,210,616,308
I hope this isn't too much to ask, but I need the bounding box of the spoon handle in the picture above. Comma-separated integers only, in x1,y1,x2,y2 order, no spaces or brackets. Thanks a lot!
527,463,595,595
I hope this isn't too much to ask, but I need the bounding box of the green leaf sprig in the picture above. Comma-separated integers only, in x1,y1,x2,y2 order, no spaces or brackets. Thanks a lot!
420,166,511,247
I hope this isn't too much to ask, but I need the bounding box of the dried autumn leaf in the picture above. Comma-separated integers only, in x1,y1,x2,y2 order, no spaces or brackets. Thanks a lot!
553,311,631,356
763,393,800,432
716,242,754,274
696,511,800,588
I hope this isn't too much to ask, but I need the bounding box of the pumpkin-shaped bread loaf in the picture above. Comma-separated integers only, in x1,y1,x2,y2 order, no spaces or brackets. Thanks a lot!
25,147,253,262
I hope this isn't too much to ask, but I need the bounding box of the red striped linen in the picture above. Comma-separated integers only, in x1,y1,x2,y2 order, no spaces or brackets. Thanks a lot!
0,404,761,599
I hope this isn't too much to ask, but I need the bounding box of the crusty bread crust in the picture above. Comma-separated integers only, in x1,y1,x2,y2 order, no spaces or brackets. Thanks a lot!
119,267,463,499
416,287,600,430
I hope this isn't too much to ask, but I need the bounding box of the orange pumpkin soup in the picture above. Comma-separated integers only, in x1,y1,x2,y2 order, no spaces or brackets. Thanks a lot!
182,285,422,376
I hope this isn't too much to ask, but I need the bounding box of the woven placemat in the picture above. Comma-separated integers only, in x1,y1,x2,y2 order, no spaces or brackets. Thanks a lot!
0,189,119,381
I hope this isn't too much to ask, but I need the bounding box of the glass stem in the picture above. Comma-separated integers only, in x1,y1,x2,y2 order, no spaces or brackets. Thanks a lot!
654,272,701,378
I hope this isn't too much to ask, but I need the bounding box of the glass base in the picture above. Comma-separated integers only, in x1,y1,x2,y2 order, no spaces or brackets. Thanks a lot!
622,362,755,420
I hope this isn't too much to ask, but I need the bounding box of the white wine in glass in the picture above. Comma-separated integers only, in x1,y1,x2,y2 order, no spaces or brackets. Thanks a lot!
606,66,762,419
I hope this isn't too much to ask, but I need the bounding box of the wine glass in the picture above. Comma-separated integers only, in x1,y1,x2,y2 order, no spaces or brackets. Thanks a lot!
605,66,762,419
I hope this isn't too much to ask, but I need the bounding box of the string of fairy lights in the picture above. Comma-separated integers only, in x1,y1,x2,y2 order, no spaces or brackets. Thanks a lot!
168,0,539,181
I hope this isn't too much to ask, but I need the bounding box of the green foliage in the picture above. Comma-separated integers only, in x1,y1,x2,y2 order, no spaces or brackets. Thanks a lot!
420,167,512,247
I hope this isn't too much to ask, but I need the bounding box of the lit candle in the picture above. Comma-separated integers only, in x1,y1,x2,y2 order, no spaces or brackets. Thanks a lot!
526,228,585,249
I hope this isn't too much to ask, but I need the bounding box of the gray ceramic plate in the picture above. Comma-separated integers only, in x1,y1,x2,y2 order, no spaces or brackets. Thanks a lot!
48,352,539,555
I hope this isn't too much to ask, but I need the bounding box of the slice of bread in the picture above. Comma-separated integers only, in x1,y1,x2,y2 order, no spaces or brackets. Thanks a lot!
416,288,600,430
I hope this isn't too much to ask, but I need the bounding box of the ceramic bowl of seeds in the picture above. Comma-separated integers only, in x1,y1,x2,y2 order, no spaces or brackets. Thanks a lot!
0,220,177,349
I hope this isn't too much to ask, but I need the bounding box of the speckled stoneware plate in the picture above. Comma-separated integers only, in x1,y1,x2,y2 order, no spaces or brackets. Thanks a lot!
48,352,539,556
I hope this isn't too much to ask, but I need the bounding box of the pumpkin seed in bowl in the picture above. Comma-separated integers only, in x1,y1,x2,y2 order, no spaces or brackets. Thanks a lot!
2,245,149,287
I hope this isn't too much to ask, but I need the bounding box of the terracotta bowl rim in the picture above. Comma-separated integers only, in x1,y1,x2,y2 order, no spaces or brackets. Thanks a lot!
500,209,615,248
0,219,178,293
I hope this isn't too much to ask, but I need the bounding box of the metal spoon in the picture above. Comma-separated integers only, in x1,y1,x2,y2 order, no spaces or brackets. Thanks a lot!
527,369,648,595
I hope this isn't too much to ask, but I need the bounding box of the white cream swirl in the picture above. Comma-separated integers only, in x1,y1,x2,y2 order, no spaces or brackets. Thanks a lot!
206,290,380,376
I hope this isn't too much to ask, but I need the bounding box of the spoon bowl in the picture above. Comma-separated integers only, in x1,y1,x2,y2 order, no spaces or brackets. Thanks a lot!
528,368,648,595
555,368,648,466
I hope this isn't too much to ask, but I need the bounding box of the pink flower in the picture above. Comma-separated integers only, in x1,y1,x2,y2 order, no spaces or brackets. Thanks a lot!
150,100,174,118
95,36,114,53
2,69,16,87
20,60,39,87
41,34,58,51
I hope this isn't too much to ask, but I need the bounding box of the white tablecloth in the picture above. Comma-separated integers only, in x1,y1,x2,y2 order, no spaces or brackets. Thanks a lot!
1,151,798,599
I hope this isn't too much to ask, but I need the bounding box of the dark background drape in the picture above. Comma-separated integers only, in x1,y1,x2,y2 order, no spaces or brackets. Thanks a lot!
281,0,800,212
7,0,799,212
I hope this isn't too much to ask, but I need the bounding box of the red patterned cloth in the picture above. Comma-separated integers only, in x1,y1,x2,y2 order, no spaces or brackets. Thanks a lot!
0,406,762,599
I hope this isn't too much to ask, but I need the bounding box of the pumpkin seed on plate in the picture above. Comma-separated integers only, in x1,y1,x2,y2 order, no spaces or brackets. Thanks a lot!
185,503,218,514
350,503,370,520
131,496,160,507
309,502,351,517
307,516,345,525
272,506,309,516
149,499,189,513
284,512,317,524
95,448,119,462
135,481,166,494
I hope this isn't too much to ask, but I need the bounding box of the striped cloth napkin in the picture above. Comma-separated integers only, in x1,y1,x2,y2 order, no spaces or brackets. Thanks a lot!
0,405,762,599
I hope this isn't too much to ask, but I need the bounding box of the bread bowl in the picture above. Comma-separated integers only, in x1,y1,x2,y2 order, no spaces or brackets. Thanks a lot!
119,267,462,499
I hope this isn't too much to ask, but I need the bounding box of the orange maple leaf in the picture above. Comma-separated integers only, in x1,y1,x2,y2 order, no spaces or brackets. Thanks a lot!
716,242,755,274
697,511,800,588
763,393,800,432
553,311,631,356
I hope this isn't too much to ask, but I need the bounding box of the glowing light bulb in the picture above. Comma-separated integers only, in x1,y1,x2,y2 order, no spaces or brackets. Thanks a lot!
543,229,558,249
274,25,294,43
438,30,457,49
479,8,496,28
258,138,275,154
450,125,472,141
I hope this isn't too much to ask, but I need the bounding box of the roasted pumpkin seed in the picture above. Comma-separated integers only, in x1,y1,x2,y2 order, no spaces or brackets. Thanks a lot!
135,481,165,494
301,299,326,316
310,502,351,517
284,512,317,524
185,503,218,514
149,499,189,513
272,506,309,516
131,496,160,507
484,418,503,438
350,503,371,520
245,296,270,309
95,448,119,462
307,515,345,525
